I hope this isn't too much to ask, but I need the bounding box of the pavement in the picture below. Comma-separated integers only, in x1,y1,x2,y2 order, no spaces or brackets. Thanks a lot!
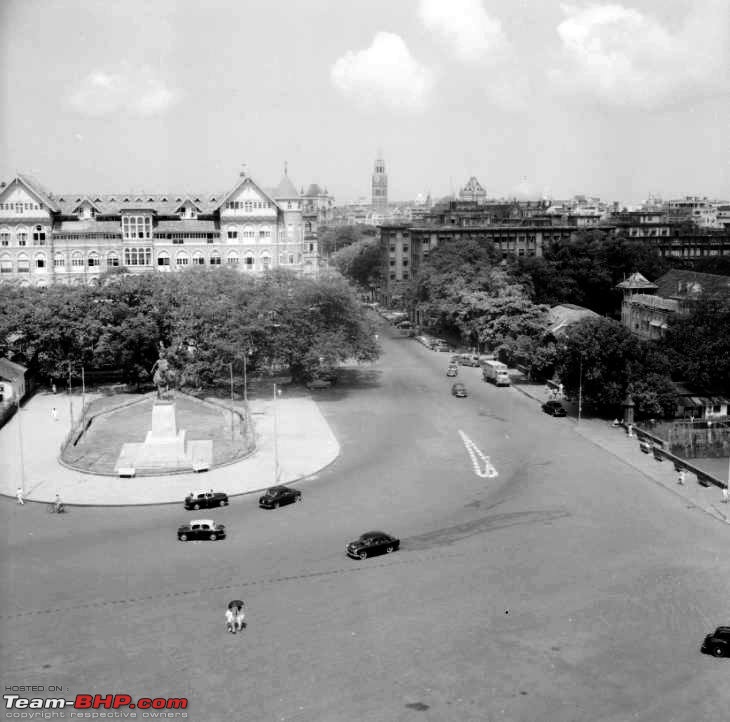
513,381,730,525
0,389,339,505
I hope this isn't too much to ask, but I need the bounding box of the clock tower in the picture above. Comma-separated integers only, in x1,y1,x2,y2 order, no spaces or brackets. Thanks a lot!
371,154,388,211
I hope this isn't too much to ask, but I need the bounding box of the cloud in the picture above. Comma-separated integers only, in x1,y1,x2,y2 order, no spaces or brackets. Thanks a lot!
418,0,508,64
69,64,181,117
549,2,730,109
330,32,433,112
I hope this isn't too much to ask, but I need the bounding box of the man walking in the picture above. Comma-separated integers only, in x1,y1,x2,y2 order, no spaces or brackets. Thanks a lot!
16,487,24,505
51,406,58,421
677,470,686,486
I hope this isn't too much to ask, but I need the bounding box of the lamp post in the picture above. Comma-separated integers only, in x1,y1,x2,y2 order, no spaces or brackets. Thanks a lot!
578,353,583,424
243,346,253,403
229,362,235,441
273,383,282,484
16,395,25,496
67,360,74,427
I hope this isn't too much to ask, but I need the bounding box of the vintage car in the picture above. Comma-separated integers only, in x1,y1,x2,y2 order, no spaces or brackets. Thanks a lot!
451,382,468,398
258,485,303,509
446,365,458,377
177,519,226,542
184,490,229,510
701,626,730,657
306,378,332,390
346,531,400,560
542,400,567,417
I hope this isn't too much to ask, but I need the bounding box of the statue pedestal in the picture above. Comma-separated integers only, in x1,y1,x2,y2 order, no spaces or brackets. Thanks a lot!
115,398,212,475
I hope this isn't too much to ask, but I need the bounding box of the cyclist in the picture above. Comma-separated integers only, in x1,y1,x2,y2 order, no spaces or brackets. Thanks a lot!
53,494,64,513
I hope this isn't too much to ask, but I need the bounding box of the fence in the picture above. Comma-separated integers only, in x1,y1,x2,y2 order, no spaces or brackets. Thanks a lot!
647,417,730,459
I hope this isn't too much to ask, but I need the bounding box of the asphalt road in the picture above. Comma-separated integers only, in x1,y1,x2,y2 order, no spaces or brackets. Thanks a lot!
2,319,729,722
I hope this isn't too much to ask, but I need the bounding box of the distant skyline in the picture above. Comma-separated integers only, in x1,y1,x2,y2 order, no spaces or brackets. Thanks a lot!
1,0,728,204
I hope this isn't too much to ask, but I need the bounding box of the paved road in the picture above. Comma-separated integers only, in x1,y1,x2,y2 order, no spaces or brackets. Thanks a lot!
2,319,729,722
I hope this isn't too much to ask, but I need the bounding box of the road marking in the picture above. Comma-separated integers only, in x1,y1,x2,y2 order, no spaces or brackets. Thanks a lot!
458,430,498,478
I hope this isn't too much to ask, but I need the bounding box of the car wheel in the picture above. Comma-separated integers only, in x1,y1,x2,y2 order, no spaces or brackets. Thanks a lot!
713,646,725,657
193,503,200,510
358,550,368,560
296,495,303,502
386,545,394,553
209,533,217,541
218,500,225,506
179,534,188,542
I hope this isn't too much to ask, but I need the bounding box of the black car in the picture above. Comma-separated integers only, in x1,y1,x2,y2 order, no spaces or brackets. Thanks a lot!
346,531,400,560
451,382,468,398
177,519,226,541
184,490,229,510
258,485,302,509
702,626,730,657
542,400,567,417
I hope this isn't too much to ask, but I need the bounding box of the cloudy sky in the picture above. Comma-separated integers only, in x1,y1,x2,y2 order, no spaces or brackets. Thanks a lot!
1,0,728,203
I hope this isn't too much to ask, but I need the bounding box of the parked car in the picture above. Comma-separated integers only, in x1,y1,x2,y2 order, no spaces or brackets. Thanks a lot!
542,400,567,417
258,485,302,509
446,365,458,377
458,353,481,367
346,531,400,559
432,341,453,352
307,378,331,390
184,490,229,510
177,519,226,541
701,627,730,657
451,382,468,397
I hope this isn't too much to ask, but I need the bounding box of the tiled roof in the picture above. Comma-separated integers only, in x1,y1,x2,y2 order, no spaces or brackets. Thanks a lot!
56,220,122,233
0,357,27,380
615,272,657,290
15,174,60,212
155,220,218,232
654,269,730,300
271,173,300,199
547,304,599,335
628,294,679,311
55,194,224,216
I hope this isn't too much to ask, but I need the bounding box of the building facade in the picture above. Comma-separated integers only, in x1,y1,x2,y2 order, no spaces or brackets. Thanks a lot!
371,156,388,212
0,171,325,286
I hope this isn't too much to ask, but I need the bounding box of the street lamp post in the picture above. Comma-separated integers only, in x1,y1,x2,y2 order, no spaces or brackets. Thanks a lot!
578,353,583,424
229,362,235,441
16,396,25,496
67,360,74,427
272,383,281,484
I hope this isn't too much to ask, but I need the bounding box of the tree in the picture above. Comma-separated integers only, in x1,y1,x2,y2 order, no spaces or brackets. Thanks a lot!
330,238,382,289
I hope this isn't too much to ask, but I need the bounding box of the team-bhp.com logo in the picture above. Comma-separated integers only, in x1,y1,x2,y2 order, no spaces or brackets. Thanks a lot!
4,694,188,718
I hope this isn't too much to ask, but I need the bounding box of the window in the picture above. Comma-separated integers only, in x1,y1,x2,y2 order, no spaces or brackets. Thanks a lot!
288,254,295,265
71,253,84,268
171,238,184,245
123,247,152,266
261,254,271,270
17,255,29,273
227,252,239,266
54,253,65,268
176,252,189,266
33,226,46,245
157,251,170,266
243,227,255,240
389,272,396,280
106,252,119,268
402,245,409,252
244,201,252,212
403,260,409,267
88,253,100,268
227,229,238,239
193,252,205,265
0,257,12,273
308,242,314,253
121,215,152,240
390,260,396,267
17,231,27,246
259,228,271,239
244,254,254,269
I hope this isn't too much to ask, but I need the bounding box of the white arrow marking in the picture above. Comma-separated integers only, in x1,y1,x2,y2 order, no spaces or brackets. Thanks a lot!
458,429,498,478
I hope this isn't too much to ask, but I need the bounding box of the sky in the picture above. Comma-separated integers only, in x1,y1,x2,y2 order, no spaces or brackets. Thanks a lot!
1,0,728,204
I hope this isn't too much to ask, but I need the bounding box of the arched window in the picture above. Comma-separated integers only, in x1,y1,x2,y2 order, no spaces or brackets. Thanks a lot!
209,252,221,266
258,226,271,240
106,252,119,268
17,253,30,273
0,254,12,274
87,251,100,268
34,252,47,270
192,251,205,265
242,226,255,240
279,253,287,265
157,251,170,266
33,225,46,245
175,251,189,266
54,253,65,269
16,228,28,246
226,226,238,240
71,252,84,268
226,252,239,266
123,248,151,266
305,221,312,232
0,229,10,246
260,252,271,270
244,253,254,270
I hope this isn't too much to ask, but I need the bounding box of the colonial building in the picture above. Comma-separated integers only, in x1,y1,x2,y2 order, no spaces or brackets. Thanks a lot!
371,155,388,211
458,176,487,204
0,169,325,285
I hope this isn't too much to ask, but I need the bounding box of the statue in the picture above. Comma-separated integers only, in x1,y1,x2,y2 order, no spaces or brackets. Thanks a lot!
151,343,177,400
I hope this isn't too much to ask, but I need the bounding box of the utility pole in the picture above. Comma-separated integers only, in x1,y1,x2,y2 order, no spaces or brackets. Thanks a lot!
229,362,234,441
81,366,86,426
16,396,25,495
273,383,280,484
67,360,74,427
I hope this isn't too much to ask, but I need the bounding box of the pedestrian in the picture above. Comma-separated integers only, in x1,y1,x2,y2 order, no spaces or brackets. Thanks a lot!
51,407,58,421
51,383,57,395
16,487,24,505
722,487,729,504
558,383,564,399
677,470,686,486
225,607,236,634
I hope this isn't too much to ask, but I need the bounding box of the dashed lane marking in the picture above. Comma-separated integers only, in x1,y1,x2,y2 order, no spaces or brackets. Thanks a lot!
458,429,498,478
